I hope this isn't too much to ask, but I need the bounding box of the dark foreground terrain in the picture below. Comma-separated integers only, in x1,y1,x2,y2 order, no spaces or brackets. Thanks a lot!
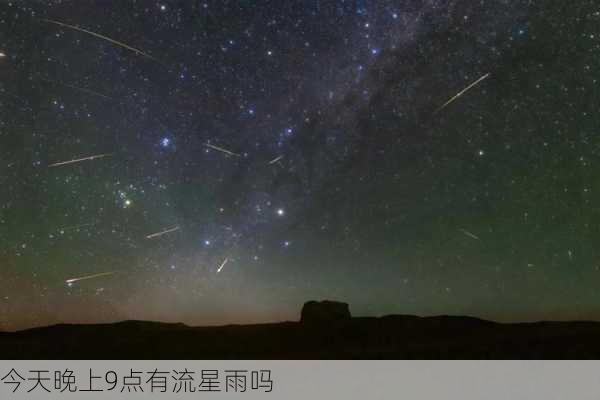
3,312,600,359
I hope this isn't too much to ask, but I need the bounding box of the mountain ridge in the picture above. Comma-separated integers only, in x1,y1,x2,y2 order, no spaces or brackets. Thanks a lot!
3,311,600,359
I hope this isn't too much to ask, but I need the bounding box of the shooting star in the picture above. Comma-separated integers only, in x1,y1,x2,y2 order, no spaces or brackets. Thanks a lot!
48,153,112,168
65,271,117,285
434,73,490,114
459,228,480,241
146,225,180,239
268,155,283,164
216,257,229,273
40,78,113,100
204,143,241,157
58,222,95,232
41,18,159,63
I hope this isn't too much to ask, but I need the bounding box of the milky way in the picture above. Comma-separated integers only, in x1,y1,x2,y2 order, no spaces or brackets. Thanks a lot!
1,0,599,330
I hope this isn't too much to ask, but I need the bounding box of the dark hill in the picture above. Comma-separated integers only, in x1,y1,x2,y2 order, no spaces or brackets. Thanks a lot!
3,302,600,359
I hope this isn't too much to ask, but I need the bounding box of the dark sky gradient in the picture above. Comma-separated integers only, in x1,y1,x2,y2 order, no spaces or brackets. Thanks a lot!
1,0,599,331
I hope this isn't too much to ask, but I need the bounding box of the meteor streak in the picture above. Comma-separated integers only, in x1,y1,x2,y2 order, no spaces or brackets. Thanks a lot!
268,155,283,164
40,78,113,100
435,73,490,114
48,153,112,168
204,143,241,157
58,222,95,232
217,257,229,273
459,228,480,241
41,18,159,63
65,271,116,285
146,226,180,239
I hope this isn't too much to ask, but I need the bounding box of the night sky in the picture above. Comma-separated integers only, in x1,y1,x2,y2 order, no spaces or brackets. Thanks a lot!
1,0,599,331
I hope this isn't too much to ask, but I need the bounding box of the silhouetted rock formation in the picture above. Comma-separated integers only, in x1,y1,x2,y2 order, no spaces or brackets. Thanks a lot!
4,303,600,359
300,300,351,324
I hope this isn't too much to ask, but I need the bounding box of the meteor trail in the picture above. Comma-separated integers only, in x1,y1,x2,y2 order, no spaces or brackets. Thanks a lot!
48,153,112,168
146,226,180,239
459,228,480,241
268,155,283,164
204,143,241,157
41,18,159,63
40,78,113,100
65,271,116,285
58,222,95,232
217,257,229,273
435,73,490,114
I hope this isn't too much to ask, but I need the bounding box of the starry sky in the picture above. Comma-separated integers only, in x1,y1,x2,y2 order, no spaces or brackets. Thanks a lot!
0,0,599,331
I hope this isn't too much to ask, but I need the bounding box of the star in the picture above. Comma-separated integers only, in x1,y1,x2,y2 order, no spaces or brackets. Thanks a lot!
160,137,171,147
